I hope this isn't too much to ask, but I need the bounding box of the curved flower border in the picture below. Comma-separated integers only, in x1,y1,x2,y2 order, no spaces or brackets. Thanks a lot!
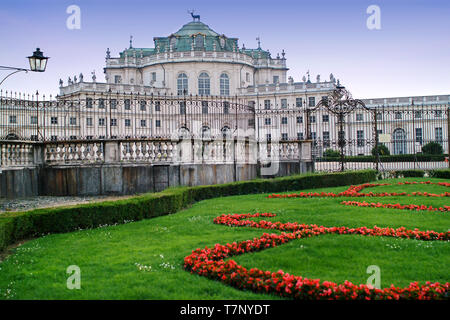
268,181,450,214
341,200,450,212
183,213,450,300
268,181,450,199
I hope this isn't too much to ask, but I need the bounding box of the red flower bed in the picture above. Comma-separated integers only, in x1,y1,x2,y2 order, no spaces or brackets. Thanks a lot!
268,181,450,199
342,201,450,212
183,213,450,300
268,181,450,214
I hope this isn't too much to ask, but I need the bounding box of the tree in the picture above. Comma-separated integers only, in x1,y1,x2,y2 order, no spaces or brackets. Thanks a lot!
371,143,390,156
422,142,443,155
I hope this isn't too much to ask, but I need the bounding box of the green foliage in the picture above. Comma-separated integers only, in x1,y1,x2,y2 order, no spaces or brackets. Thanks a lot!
393,170,425,178
429,169,450,179
0,170,376,252
422,142,444,155
323,149,341,158
372,143,390,156
318,154,447,162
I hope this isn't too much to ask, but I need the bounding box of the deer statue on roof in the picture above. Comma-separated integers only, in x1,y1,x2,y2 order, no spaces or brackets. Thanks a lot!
188,10,200,22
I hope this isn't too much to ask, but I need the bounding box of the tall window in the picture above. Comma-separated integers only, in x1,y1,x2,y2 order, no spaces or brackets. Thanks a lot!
198,72,210,95
393,128,406,154
323,131,330,148
308,97,315,107
180,101,186,115
296,97,303,107
415,128,423,144
124,99,131,110
220,73,230,96
357,130,364,147
435,127,443,144
177,73,188,95
281,99,287,108
202,101,208,114
223,101,230,114
140,100,147,111
264,100,271,110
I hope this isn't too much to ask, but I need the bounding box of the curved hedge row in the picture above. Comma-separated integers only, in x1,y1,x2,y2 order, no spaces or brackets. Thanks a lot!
0,170,377,252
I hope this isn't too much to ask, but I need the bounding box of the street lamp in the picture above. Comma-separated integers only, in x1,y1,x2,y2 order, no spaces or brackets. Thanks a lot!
27,48,49,72
0,48,49,86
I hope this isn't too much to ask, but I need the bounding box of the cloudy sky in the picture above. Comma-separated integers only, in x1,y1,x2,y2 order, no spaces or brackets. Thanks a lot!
0,0,449,99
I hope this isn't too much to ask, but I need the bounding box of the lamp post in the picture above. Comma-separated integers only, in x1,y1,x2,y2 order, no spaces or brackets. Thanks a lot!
0,48,49,86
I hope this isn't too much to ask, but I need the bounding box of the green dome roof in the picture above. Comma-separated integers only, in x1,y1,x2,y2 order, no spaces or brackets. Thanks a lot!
173,21,219,37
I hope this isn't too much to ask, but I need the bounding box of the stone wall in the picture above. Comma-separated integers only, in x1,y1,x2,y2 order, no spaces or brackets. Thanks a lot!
0,139,313,198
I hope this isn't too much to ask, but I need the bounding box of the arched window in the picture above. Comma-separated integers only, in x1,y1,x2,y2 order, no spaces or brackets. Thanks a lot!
393,128,407,155
177,73,188,95
220,73,230,96
201,125,211,139
5,133,19,140
198,72,210,96
178,126,190,139
221,126,231,138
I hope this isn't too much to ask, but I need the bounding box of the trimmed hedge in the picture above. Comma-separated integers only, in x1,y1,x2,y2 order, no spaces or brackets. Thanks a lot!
318,154,447,163
393,170,426,178
429,169,450,179
0,170,377,252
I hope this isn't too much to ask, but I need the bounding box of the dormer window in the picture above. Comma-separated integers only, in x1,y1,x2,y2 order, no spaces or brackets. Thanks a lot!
219,36,225,48
170,36,176,48
195,35,204,49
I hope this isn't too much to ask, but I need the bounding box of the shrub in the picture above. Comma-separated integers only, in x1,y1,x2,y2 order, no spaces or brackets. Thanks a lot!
429,169,450,179
323,149,341,158
371,144,390,156
422,142,443,155
317,154,447,163
394,170,425,178
0,170,377,252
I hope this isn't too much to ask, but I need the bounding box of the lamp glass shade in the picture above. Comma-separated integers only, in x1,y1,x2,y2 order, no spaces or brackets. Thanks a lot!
28,48,49,72
28,57,36,71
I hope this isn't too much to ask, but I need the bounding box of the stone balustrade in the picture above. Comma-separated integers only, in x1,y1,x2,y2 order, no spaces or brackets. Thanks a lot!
0,142,35,168
1,138,311,169
44,141,104,165
106,50,287,70
120,140,177,163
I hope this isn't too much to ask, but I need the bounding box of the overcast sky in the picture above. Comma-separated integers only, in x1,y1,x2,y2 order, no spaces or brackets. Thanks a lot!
0,0,449,99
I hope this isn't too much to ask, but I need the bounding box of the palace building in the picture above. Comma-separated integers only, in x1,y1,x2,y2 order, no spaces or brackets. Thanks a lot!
2,16,449,162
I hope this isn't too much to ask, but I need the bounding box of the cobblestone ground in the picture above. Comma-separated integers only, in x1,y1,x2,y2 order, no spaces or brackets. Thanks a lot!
0,195,134,213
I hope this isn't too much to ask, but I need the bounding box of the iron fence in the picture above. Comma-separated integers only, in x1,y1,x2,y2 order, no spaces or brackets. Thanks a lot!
1,90,449,172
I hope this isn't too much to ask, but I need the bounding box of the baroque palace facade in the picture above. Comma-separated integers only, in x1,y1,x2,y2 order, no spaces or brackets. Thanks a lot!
2,17,449,159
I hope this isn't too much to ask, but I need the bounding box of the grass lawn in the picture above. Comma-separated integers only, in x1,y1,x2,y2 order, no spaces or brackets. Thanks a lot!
0,177,449,299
